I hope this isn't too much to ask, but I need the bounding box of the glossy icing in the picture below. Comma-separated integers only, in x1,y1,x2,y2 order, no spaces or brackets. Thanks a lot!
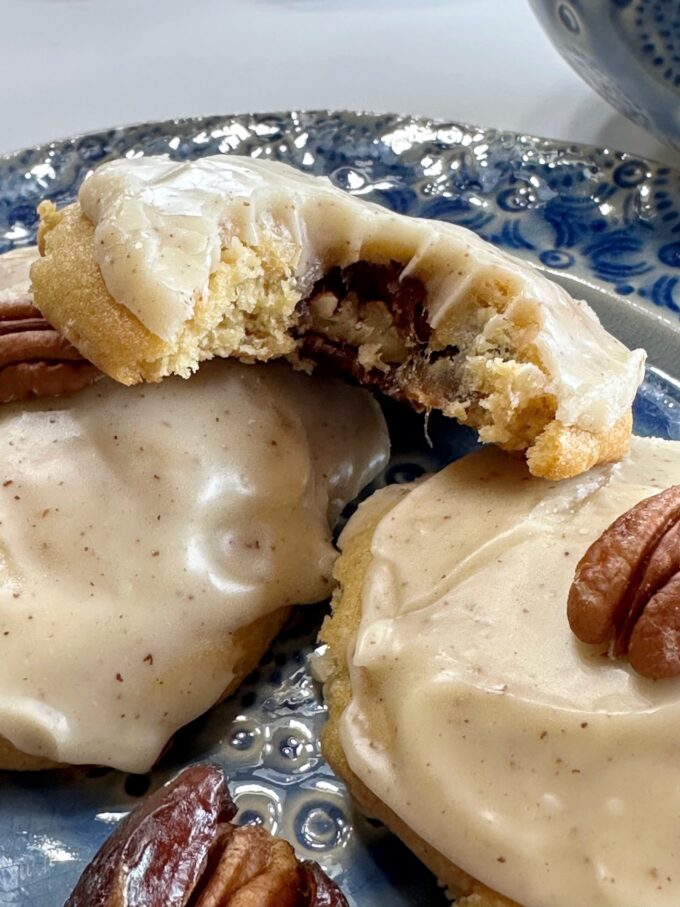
341,437,680,907
0,359,388,772
78,155,644,435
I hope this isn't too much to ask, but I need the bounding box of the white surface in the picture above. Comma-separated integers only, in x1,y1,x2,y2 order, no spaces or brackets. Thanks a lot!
0,0,678,166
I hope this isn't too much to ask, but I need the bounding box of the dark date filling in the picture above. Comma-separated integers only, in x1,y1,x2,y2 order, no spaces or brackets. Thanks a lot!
295,261,458,409
291,260,561,454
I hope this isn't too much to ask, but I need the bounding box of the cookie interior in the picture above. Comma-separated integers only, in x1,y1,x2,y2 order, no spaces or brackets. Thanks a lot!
33,203,633,480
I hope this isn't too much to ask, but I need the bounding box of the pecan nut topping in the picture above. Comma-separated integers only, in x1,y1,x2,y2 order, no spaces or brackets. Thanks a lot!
66,763,349,907
0,297,100,403
567,484,680,679
193,824,302,907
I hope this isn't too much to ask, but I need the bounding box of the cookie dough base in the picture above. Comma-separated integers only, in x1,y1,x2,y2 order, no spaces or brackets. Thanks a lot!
319,499,520,907
0,606,291,771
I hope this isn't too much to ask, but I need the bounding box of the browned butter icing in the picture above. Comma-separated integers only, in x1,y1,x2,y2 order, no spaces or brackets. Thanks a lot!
0,359,388,771
340,437,680,907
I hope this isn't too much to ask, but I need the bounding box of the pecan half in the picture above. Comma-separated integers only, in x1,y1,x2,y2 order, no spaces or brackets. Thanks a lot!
66,764,348,907
567,485,680,679
193,825,301,907
0,298,100,403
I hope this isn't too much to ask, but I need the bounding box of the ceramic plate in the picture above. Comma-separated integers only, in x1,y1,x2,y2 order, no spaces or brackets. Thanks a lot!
1,111,680,907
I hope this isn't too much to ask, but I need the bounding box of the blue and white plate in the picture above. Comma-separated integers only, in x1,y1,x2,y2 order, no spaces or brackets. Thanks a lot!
1,111,680,907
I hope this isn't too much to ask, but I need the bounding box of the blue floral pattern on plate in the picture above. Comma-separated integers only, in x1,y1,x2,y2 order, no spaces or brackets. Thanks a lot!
1,111,680,906
3,110,680,315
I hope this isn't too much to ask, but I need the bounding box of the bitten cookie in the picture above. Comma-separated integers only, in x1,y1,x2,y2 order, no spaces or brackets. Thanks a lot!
31,156,645,480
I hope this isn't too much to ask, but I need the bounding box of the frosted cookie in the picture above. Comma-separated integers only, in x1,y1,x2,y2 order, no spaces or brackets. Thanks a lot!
0,359,388,772
0,246,99,402
31,156,644,480
319,437,680,907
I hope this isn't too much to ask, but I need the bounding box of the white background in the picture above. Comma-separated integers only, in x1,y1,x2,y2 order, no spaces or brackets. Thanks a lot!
0,0,678,166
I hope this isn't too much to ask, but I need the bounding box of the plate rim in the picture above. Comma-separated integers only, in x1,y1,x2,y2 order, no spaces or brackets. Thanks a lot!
2,108,680,907
0,107,674,170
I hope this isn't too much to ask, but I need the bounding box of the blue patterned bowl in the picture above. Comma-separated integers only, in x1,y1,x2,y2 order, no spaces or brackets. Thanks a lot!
530,0,680,149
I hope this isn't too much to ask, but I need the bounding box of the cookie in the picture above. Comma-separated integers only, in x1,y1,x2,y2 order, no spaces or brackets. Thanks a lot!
31,156,645,479
320,437,680,907
0,359,388,771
